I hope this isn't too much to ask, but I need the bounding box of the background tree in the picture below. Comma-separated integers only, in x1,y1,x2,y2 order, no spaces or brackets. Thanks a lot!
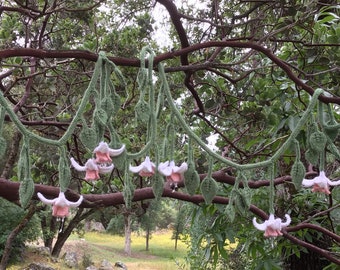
0,0,339,269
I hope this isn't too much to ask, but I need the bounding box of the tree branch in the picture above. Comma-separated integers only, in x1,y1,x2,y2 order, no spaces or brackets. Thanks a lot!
1,42,339,104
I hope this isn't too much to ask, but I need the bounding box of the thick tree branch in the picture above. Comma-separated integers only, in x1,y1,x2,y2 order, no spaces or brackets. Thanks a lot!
0,177,338,264
1,43,339,104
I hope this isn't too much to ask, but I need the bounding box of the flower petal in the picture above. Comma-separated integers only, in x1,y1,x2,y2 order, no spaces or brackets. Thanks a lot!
37,192,57,205
108,144,125,156
252,217,267,231
70,158,86,171
302,179,314,187
99,164,114,174
129,163,145,173
328,179,340,186
66,195,83,208
281,214,291,227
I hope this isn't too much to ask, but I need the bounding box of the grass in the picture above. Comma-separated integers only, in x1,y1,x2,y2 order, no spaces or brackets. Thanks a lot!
8,230,189,270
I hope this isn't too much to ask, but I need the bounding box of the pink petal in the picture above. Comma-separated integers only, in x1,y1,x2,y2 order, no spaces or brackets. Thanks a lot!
264,227,282,237
95,152,112,163
52,205,69,217
312,184,331,194
167,172,181,182
139,169,155,177
85,169,100,181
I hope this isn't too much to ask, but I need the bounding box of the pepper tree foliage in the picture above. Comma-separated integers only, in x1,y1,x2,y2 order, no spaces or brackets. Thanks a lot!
0,0,339,269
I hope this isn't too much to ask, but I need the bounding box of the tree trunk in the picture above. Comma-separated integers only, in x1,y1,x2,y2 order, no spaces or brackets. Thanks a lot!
145,227,150,251
51,208,96,257
40,212,57,250
0,204,35,270
0,130,22,178
174,232,178,251
123,212,132,256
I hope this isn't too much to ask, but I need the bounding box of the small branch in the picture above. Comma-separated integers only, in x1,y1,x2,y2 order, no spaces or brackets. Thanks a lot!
282,230,340,265
0,204,36,270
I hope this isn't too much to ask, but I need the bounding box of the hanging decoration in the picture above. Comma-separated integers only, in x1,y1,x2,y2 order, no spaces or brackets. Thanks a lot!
0,45,339,240
37,191,83,232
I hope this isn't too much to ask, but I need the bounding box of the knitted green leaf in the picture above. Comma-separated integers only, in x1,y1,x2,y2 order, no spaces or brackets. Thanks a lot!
0,136,7,158
324,125,339,142
59,149,71,192
19,177,34,208
309,131,327,152
137,69,147,90
111,92,121,115
111,151,126,171
234,190,250,216
224,204,235,222
184,161,200,196
305,148,319,165
290,160,306,190
101,97,115,119
327,142,340,160
79,127,98,150
93,121,105,142
135,99,150,124
123,185,132,209
200,176,217,204
152,173,164,200
17,143,29,181
94,108,108,127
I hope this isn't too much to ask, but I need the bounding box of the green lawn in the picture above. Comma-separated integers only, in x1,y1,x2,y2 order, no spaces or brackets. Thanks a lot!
71,230,188,269
9,230,189,270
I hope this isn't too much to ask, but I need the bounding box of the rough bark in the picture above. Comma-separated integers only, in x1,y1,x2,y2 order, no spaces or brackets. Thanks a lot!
0,130,22,179
123,211,132,256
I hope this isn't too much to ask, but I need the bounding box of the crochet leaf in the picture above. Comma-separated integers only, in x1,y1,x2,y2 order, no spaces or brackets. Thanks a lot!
152,173,164,200
59,148,71,192
309,131,327,152
200,176,217,204
291,160,306,190
135,99,150,124
305,148,319,165
19,177,34,209
184,161,200,196
79,126,98,150
324,125,339,142
234,189,251,216
224,204,235,222
17,142,29,181
327,142,340,160
111,91,121,115
94,108,108,127
101,97,114,119
123,185,132,209
112,152,126,171
0,136,6,158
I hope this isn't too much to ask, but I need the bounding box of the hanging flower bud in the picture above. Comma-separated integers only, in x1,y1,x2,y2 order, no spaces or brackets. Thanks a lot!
129,156,156,177
158,160,188,191
93,141,125,164
302,171,340,194
253,213,291,237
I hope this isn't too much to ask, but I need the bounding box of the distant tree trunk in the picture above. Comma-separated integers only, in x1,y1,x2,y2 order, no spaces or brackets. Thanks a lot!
51,208,96,257
174,231,179,251
0,204,35,270
40,212,57,250
145,227,150,251
123,212,132,256
0,130,22,178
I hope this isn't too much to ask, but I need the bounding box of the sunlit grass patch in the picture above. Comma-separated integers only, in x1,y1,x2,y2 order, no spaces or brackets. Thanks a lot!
68,230,188,269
